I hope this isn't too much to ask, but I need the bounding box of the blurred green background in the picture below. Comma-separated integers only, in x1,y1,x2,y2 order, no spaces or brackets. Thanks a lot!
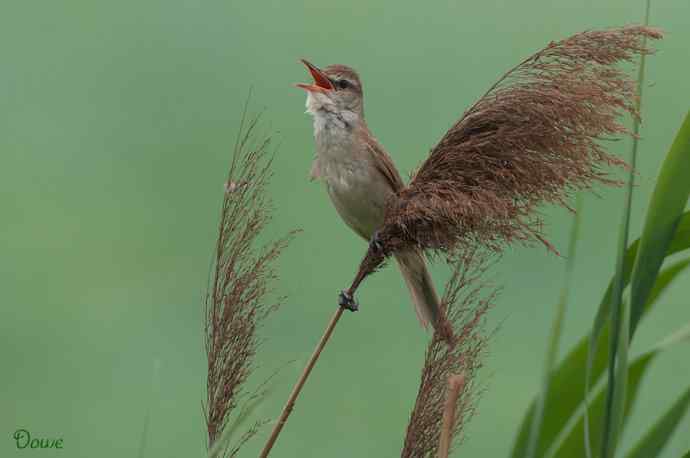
2,0,689,456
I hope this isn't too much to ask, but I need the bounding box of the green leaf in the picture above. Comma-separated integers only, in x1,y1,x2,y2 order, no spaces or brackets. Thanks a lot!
589,110,690,458
629,110,690,335
595,6,655,454
625,387,690,458
644,258,690,307
544,322,690,457
509,223,690,458
510,324,610,458
546,351,654,457
592,213,690,343
601,295,629,458
525,195,584,458
597,214,633,458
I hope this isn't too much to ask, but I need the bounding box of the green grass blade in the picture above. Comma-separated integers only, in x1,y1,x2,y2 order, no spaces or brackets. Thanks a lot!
510,215,690,458
625,387,690,458
644,258,690,307
588,109,690,458
599,231,631,458
594,212,690,340
606,293,629,458
511,326,609,458
545,322,690,457
596,4,655,448
590,7,656,452
525,195,583,458
547,351,654,458
654,322,690,351
629,110,690,336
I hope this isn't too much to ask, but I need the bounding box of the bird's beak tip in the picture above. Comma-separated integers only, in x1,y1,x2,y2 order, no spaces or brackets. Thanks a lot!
298,58,334,92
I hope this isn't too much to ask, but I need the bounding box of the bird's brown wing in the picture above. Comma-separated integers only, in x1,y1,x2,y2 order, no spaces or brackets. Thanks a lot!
364,134,406,193
379,26,662,254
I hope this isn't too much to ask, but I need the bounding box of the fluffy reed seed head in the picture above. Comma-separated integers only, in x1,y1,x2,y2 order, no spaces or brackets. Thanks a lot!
402,248,496,457
204,110,296,456
380,26,662,256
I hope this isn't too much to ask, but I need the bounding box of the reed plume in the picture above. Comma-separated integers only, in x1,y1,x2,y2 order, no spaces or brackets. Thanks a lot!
344,26,662,301
401,248,496,458
203,107,296,457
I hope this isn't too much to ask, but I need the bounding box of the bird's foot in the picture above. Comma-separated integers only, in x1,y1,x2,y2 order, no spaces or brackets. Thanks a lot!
338,290,359,312
369,231,385,255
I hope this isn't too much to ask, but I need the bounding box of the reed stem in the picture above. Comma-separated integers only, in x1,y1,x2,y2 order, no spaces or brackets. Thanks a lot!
259,307,345,457
438,373,466,458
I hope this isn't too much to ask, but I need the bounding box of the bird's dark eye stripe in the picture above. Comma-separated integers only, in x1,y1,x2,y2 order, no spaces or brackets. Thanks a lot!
334,79,351,89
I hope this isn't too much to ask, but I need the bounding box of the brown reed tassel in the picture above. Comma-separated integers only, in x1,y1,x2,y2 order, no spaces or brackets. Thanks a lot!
204,108,297,457
344,26,662,306
402,248,495,457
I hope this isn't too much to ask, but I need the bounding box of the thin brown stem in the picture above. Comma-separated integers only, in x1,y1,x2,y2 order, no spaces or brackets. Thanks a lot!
259,307,345,458
438,373,466,458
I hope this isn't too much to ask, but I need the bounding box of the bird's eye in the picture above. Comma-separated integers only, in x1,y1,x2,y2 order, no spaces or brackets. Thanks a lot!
335,79,351,90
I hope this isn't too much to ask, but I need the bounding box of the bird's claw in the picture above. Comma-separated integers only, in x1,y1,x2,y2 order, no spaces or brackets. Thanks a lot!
338,290,359,312
369,231,385,255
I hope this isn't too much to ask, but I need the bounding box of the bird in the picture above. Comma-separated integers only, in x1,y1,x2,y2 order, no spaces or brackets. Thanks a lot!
296,59,447,336
294,27,661,342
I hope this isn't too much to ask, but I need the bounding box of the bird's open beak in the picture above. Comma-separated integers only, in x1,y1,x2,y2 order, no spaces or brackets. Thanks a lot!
295,59,334,93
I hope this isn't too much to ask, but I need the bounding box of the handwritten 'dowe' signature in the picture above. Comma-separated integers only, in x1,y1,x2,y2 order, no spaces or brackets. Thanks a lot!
13,429,64,449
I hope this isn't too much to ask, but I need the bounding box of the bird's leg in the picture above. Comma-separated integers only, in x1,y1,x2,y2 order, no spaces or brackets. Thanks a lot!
337,234,388,312
338,290,359,312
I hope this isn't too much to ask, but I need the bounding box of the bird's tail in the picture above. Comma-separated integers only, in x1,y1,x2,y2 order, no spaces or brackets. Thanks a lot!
394,250,453,343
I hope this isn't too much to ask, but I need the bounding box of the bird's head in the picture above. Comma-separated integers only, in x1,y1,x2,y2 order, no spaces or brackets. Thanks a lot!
296,59,364,119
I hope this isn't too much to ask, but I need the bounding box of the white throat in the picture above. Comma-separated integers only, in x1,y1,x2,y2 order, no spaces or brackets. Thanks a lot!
305,92,359,137
303,91,363,184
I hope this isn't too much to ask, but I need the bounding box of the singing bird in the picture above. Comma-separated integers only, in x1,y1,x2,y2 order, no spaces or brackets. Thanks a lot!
295,28,661,341
296,59,445,334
